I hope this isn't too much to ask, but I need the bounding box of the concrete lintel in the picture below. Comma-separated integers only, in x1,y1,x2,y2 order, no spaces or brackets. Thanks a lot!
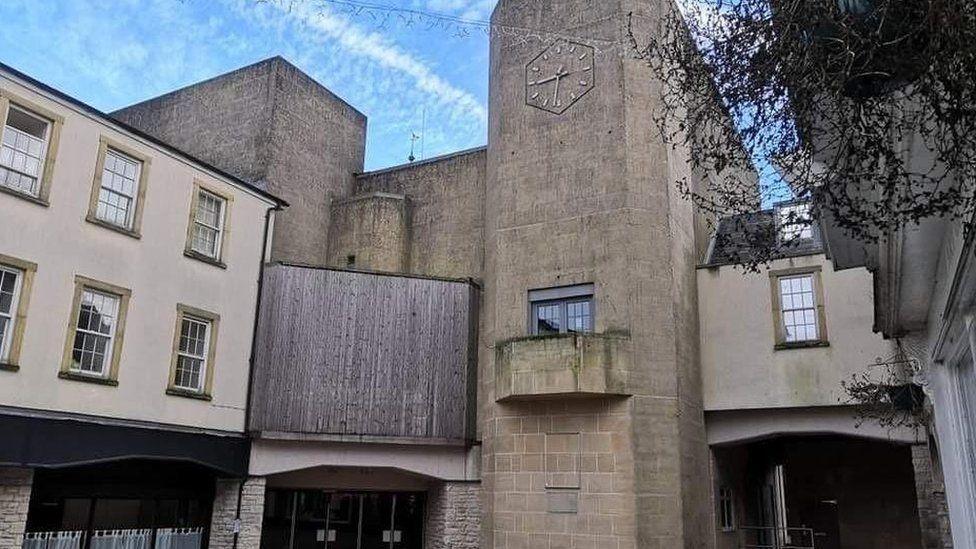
253,431,470,447
706,406,925,446
249,438,481,482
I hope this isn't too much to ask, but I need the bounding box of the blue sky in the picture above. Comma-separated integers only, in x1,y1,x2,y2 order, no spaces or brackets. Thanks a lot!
0,0,497,170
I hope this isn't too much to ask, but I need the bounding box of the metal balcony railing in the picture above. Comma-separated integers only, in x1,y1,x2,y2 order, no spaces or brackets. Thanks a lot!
23,528,203,549
739,526,816,549
23,531,84,549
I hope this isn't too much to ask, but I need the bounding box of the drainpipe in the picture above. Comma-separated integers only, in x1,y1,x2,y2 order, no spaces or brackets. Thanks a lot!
233,203,280,549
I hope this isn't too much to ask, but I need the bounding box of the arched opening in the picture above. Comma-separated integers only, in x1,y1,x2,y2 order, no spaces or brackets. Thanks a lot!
711,434,924,549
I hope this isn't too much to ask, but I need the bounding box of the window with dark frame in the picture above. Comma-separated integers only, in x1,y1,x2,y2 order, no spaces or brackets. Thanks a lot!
529,284,594,336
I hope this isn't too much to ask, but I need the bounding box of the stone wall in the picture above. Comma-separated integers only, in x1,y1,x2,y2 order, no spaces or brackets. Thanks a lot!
487,399,636,548
354,148,486,279
0,467,32,549
210,477,266,549
913,443,954,549
326,193,412,272
425,481,482,549
113,57,367,265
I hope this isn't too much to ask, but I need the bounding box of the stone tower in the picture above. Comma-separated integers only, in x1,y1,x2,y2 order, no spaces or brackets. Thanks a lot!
481,0,713,547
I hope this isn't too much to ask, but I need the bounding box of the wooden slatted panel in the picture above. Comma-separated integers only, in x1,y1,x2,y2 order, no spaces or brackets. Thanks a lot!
250,264,477,440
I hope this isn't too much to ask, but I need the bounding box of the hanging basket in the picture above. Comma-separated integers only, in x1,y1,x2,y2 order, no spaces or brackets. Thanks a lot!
885,383,925,411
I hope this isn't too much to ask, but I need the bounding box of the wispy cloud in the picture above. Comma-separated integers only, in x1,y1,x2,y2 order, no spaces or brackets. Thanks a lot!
263,1,488,125
0,0,490,169
421,0,497,21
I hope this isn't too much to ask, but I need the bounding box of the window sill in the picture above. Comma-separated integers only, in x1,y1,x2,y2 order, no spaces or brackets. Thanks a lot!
0,185,49,207
774,340,830,351
0,362,19,372
166,388,212,401
58,370,119,386
184,249,227,270
85,215,141,239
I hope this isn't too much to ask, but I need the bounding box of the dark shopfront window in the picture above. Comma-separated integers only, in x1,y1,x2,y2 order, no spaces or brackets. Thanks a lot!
25,460,214,548
262,490,425,549
31,497,209,532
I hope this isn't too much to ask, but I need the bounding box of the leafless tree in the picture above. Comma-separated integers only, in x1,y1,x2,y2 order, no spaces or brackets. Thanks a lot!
632,0,976,264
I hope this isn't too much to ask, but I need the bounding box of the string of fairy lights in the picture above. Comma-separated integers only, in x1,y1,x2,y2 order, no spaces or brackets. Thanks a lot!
259,0,627,55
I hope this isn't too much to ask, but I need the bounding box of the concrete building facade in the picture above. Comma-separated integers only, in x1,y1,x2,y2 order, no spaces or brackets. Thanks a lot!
113,57,366,266
0,0,954,548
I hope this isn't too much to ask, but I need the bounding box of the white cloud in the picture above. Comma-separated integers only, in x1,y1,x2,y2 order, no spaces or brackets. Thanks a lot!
263,0,488,125
0,0,489,169
422,0,497,21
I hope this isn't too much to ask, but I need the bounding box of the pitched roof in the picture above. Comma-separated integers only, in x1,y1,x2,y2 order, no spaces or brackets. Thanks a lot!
703,205,825,267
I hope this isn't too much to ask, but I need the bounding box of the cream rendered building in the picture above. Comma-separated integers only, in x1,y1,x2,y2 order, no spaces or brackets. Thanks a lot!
0,63,284,549
699,211,932,549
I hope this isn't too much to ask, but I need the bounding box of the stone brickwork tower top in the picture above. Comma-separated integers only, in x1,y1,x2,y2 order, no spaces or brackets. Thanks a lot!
481,0,712,547
114,56,367,265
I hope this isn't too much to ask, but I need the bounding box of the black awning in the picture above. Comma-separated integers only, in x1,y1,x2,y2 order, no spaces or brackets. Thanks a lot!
0,412,248,477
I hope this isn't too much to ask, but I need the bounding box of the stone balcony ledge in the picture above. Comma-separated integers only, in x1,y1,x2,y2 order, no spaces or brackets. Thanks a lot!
494,332,633,402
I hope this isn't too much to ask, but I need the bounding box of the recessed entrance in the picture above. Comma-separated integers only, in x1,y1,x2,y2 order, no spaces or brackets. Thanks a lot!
261,490,425,549
712,435,924,549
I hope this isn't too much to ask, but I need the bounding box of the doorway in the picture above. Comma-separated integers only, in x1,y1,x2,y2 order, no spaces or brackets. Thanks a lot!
262,490,425,549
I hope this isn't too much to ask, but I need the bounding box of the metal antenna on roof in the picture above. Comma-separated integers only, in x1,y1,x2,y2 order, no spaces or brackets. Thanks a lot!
420,106,427,161
409,132,420,163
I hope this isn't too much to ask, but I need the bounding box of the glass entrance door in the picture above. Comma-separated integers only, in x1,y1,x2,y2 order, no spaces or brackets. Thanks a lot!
325,494,360,549
360,493,424,549
390,494,424,549
358,493,392,549
261,490,425,549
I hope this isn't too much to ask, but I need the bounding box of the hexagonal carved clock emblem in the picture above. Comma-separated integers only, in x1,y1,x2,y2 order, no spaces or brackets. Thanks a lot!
525,40,596,115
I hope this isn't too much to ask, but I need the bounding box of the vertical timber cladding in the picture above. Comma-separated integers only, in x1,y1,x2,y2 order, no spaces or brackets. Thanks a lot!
250,264,478,440
484,0,711,547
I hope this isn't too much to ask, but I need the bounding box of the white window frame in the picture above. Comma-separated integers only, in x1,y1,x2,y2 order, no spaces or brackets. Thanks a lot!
191,189,226,259
944,328,976,547
174,314,211,393
70,288,120,378
95,147,142,230
0,105,51,197
0,265,24,363
778,203,813,242
778,274,820,343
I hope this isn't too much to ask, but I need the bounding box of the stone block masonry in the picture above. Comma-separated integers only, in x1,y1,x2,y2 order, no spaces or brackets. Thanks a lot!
113,56,367,266
210,477,267,549
0,467,32,549
425,481,482,549
912,444,953,549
